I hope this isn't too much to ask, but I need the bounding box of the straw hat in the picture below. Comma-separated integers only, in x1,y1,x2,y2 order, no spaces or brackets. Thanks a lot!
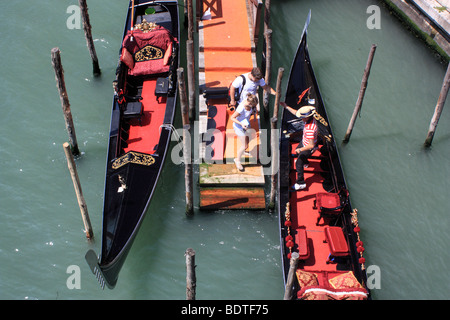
295,105,316,118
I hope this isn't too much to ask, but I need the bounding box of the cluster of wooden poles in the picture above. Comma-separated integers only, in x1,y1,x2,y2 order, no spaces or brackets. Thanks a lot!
51,0,100,240
343,44,449,147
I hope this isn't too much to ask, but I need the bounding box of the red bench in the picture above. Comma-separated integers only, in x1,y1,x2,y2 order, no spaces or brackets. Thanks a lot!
295,228,310,260
324,226,349,264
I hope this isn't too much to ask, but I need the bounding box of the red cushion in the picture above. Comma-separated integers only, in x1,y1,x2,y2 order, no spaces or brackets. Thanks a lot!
324,226,349,256
122,26,174,76
328,271,363,289
316,192,340,213
295,228,309,259
297,285,368,300
120,47,135,69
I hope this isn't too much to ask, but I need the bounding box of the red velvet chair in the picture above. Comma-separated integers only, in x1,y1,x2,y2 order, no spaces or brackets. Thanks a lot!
314,189,348,226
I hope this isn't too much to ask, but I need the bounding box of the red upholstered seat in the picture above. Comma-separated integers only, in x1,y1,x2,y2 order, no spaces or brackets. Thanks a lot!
324,226,349,257
121,26,174,76
295,228,309,260
314,190,348,225
316,192,340,211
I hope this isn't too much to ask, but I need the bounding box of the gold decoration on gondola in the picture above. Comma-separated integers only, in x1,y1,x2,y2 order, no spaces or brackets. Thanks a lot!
112,151,156,170
134,19,157,33
284,203,294,259
351,209,366,270
134,45,164,62
313,112,328,127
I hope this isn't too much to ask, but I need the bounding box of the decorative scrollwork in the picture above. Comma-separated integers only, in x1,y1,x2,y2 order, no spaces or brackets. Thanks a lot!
112,152,155,170
313,112,328,127
134,45,164,62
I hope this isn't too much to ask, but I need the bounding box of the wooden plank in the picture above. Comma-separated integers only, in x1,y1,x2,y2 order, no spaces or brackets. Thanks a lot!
199,163,265,186
199,187,265,210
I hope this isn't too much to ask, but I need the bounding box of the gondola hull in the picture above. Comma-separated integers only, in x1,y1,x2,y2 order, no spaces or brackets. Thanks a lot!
278,13,370,300
85,0,179,289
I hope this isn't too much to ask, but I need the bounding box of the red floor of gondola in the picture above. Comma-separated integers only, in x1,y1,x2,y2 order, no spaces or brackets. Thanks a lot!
124,79,167,155
289,146,345,282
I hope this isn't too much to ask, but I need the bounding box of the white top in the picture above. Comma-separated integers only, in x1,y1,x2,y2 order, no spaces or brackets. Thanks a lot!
231,72,266,104
233,103,254,131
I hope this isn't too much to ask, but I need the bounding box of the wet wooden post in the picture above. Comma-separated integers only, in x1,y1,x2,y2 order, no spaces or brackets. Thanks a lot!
187,0,194,41
268,117,278,211
343,44,377,143
264,0,271,32
272,67,284,121
186,40,196,121
178,68,194,215
185,248,196,300
63,142,93,240
283,252,299,300
269,67,283,210
51,48,80,156
78,0,101,76
424,62,450,147
263,29,272,113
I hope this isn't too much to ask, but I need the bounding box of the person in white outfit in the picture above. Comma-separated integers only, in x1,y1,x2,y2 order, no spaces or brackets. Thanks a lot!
230,93,259,171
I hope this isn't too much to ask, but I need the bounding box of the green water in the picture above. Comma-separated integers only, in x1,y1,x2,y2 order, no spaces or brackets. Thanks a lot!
0,0,448,300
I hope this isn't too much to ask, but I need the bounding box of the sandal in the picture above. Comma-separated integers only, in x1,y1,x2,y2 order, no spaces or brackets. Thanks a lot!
234,158,244,171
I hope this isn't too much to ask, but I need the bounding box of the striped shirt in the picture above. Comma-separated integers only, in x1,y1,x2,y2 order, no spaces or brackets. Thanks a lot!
302,118,318,148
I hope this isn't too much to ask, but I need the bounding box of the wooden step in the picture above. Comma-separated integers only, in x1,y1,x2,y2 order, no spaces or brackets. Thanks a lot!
200,186,265,210
199,163,265,186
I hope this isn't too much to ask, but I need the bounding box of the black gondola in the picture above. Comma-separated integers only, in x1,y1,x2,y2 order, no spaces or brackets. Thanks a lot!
278,12,370,300
85,0,179,289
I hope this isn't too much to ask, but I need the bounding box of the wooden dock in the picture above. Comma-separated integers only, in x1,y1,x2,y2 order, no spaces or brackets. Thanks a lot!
197,0,266,210
384,0,450,58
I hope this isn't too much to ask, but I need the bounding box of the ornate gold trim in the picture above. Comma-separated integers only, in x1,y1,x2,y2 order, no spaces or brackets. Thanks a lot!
112,152,156,170
134,45,164,62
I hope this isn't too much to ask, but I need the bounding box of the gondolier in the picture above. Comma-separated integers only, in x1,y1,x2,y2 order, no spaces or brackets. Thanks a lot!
280,102,318,191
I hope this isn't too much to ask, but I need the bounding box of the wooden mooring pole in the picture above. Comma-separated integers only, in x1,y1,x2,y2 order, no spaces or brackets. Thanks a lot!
272,67,284,121
51,47,80,156
78,0,101,76
186,40,196,121
263,29,273,114
185,248,196,300
178,68,194,215
424,62,450,147
264,0,271,32
187,0,194,41
268,117,278,211
283,252,299,300
63,142,93,240
268,67,284,210
343,44,377,143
